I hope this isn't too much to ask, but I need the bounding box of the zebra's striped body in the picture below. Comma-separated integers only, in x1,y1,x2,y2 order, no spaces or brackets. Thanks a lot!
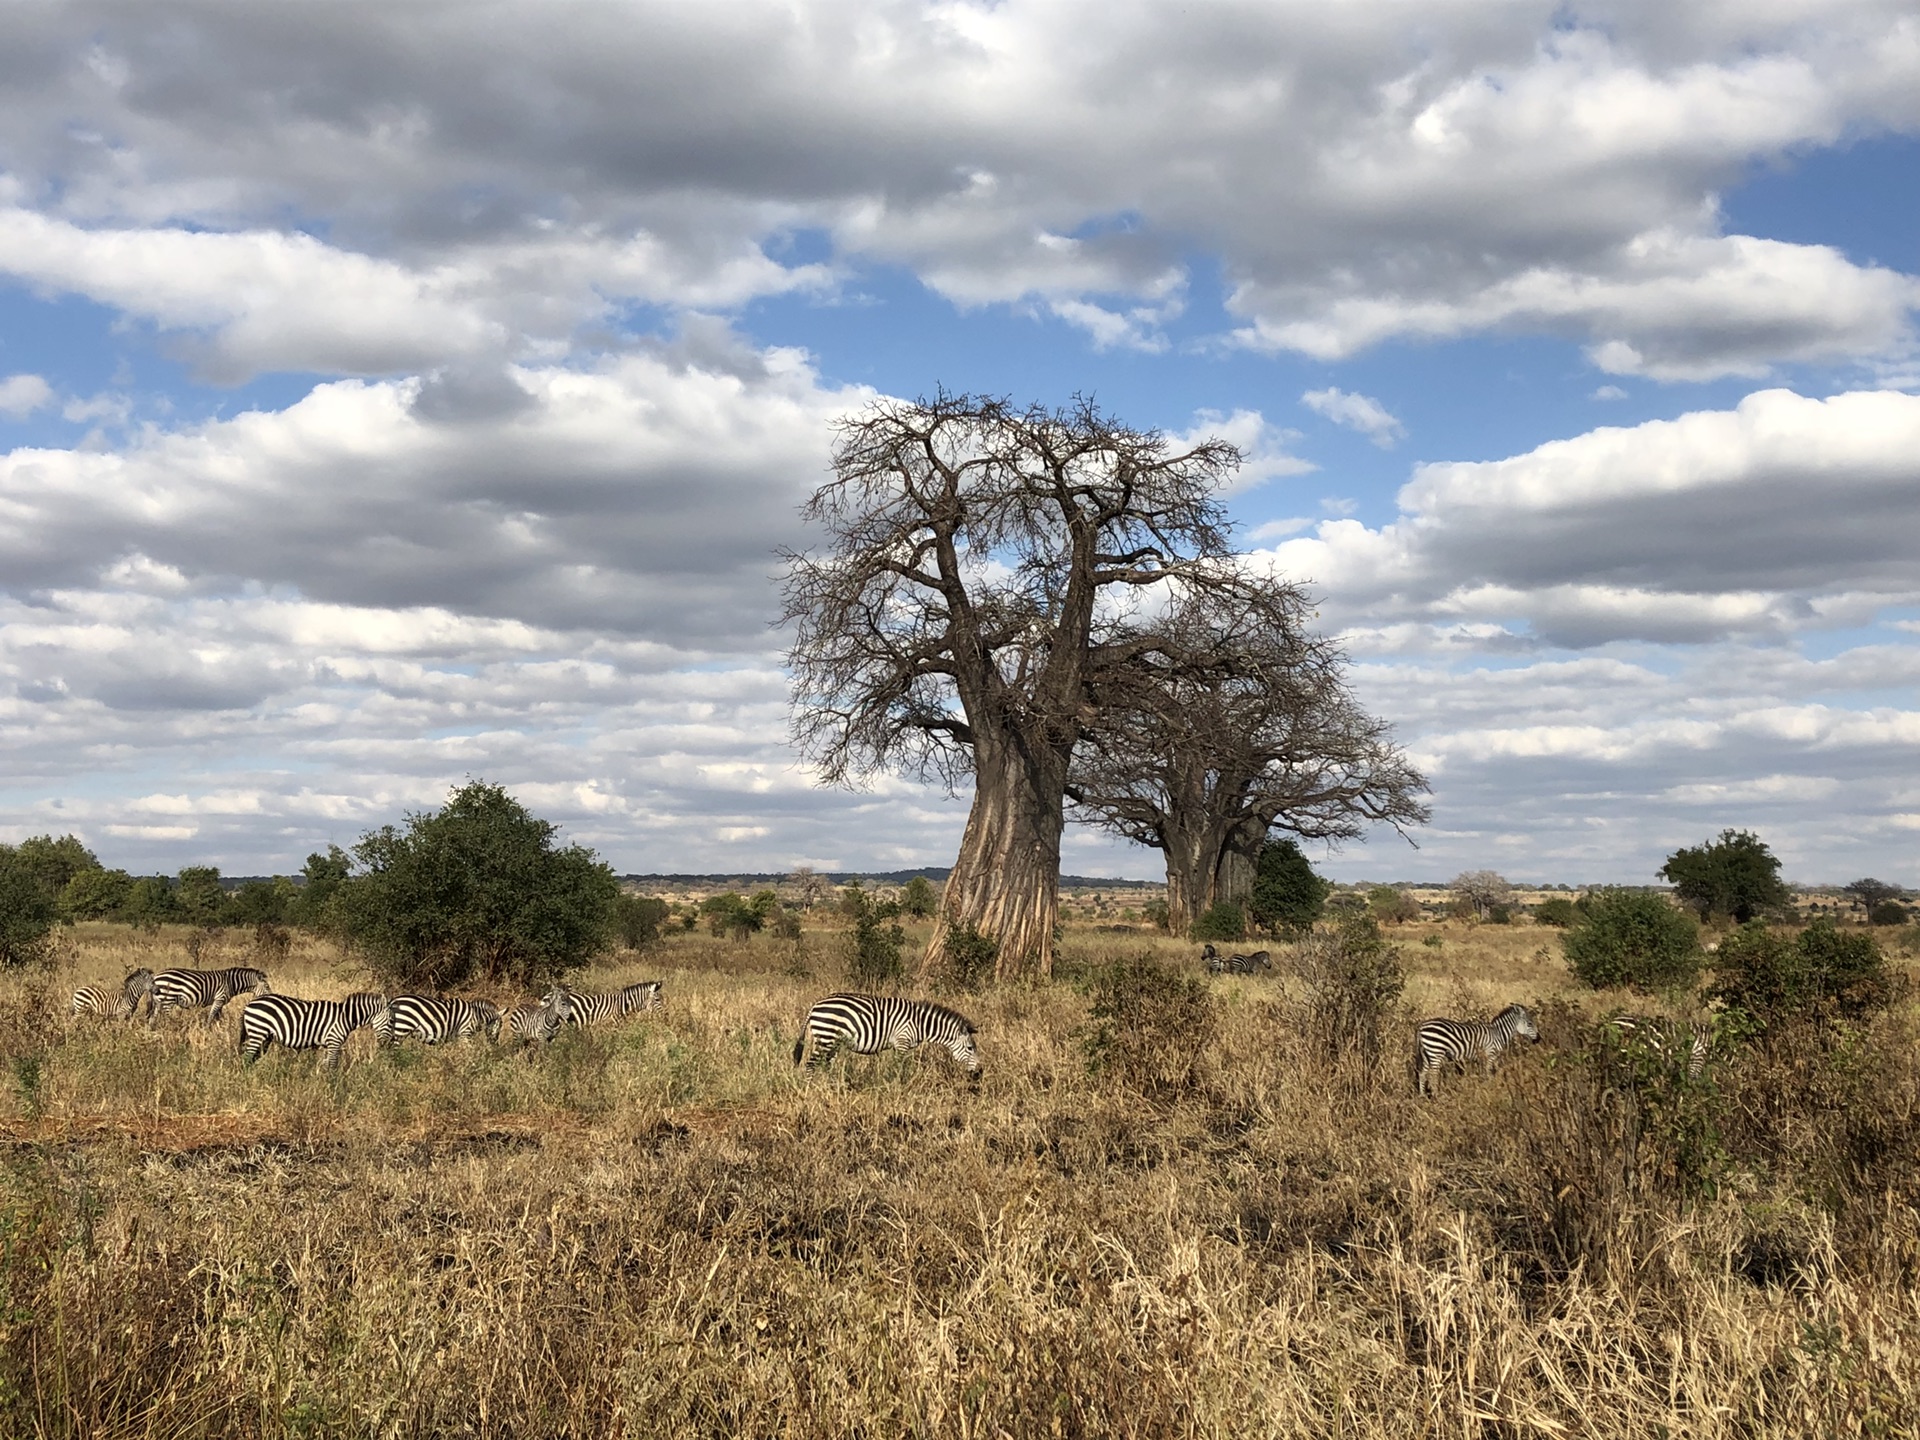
148,966,271,1023
69,982,136,1020
503,988,573,1044
1414,1003,1540,1095
371,996,502,1046
1209,949,1272,976
1603,1013,1709,1080
792,993,979,1073
554,980,661,1029
239,993,387,1064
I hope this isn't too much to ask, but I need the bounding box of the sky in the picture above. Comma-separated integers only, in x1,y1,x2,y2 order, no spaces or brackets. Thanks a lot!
0,1,1917,887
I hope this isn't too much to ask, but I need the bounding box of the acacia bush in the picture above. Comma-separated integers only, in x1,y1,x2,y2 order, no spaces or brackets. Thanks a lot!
844,889,906,988
1293,914,1405,1077
1563,889,1701,992
1248,839,1327,936
1081,952,1217,1099
333,781,619,990
0,849,58,969
1534,897,1579,927
615,895,671,949
1709,919,1902,1031
1191,901,1246,943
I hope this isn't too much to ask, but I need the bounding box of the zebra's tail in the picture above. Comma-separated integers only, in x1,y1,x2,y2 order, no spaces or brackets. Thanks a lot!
791,1033,806,1066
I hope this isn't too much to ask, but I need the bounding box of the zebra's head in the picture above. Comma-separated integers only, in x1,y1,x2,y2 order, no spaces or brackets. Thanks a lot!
241,968,271,995
540,984,573,1016
472,1000,503,1043
1504,1004,1541,1043
948,1025,981,1073
122,968,154,998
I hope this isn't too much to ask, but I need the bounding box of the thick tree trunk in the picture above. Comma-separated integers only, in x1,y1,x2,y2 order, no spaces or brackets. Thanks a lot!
1215,845,1256,908
1161,829,1211,937
922,736,1069,982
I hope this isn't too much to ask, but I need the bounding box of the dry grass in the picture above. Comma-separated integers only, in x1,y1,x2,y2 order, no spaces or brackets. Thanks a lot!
1,917,1917,1437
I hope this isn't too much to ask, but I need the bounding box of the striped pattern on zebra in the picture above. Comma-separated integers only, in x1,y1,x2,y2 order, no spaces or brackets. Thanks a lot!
148,966,271,1023
553,980,662,1029
371,995,502,1046
1206,948,1273,976
503,988,574,1044
791,993,979,1073
240,993,387,1064
1414,1003,1541,1095
1602,1013,1709,1080
70,968,152,1020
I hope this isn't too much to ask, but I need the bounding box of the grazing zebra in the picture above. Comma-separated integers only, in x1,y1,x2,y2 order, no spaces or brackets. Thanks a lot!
239,993,387,1064
70,969,151,1020
553,980,662,1029
1201,943,1218,971
791,993,980,1074
1603,1013,1710,1080
148,966,271,1024
503,988,574,1044
371,996,502,1047
1216,949,1273,976
1414,1003,1541,1095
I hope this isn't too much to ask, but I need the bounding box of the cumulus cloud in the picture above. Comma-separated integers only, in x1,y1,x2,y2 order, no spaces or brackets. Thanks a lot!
0,373,52,417
1301,387,1404,447
1263,388,1920,646
0,3,1910,378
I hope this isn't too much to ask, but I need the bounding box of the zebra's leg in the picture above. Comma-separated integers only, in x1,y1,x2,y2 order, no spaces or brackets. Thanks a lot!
807,1035,838,1070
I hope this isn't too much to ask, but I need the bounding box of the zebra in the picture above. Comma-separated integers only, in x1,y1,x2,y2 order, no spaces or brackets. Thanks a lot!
1414,1003,1541,1095
791,993,980,1074
371,996,502,1047
239,993,387,1065
1217,949,1273,976
503,987,574,1044
69,968,152,1020
552,980,662,1029
1602,1013,1710,1080
148,966,271,1024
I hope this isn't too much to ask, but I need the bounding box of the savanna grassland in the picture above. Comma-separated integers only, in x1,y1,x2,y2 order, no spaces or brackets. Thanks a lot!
3,914,1919,1438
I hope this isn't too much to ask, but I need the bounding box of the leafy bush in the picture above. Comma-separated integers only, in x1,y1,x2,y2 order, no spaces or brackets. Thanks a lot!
702,893,763,941
1868,900,1909,927
1248,839,1328,936
175,866,228,927
846,905,906,988
1366,886,1421,924
1709,919,1902,1030
900,875,938,918
1293,914,1405,1076
229,878,294,927
1191,901,1246,942
1081,952,1217,1099
1486,903,1514,925
59,867,131,921
117,875,178,929
615,894,670,949
940,921,998,992
1142,899,1171,933
0,848,59,969
1563,889,1701,992
333,780,620,990
1533,897,1579,928
1659,828,1791,924
293,845,351,931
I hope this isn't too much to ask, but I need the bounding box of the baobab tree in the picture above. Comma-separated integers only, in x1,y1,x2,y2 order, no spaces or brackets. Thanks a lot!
1067,586,1429,934
779,392,1242,980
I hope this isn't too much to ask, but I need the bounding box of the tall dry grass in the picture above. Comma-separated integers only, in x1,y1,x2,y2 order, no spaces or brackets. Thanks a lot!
0,918,1915,1436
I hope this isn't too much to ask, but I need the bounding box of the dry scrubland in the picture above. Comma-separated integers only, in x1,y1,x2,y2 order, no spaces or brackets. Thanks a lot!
3,918,1919,1438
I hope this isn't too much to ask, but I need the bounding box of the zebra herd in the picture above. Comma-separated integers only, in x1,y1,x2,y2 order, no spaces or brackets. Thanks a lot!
68,959,1714,1095
67,966,671,1068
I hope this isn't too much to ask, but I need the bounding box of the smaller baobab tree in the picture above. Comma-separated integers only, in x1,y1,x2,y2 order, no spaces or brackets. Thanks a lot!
779,392,1242,982
1067,585,1429,935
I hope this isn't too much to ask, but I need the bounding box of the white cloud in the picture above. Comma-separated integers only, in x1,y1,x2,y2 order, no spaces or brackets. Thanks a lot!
0,374,53,418
1302,387,1405,447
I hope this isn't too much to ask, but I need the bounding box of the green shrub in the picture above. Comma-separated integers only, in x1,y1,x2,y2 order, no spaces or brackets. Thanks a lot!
702,893,761,941
1534,897,1579,928
615,895,670,949
1563,889,1701,992
1367,886,1421,925
1294,915,1405,1075
1659,828,1791,924
1192,901,1246,942
1486,903,1514,925
1710,919,1902,1030
900,875,939,919
941,922,998,992
847,907,906,988
0,848,59,969
1143,899,1171,933
1868,900,1909,927
1247,839,1328,936
1081,953,1217,1098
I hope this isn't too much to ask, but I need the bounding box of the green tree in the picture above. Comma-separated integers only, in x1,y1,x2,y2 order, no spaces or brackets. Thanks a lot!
229,877,295,926
60,867,132,920
294,846,351,930
175,866,228,926
0,846,60,968
614,894,670,949
1563,889,1701,992
900,875,939,919
118,876,178,928
1192,901,1247,942
702,892,764,941
1842,878,1902,914
15,834,101,896
1659,829,1791,924
1533,897,1579,928
1247,839,1328,936
333,780,620,989
1367,886,1421,925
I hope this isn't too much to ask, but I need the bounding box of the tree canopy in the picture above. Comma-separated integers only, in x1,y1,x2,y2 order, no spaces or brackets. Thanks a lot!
332,780,619,989
1660,829,1791,924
